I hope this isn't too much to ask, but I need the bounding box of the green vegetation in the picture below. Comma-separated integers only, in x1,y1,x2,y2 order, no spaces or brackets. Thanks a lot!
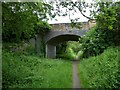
76,2,120,88
56,42,67,59
79,26,118,58
78,46,120,88
2,50,72,88
53,2,120,88
64,41,82,60
79,2,120,58
2,1,120,89
95,2,120,32
56,41,82,60
2,2,52,43
2,2,52,57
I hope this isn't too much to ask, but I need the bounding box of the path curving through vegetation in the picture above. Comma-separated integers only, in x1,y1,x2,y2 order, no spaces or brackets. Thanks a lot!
72,60,80,89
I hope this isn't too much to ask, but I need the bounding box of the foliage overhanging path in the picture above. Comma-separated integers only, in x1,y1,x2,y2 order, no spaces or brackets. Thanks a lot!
72,60,80,88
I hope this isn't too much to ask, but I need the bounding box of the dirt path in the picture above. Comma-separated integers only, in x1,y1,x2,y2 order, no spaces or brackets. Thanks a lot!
72,60,80,89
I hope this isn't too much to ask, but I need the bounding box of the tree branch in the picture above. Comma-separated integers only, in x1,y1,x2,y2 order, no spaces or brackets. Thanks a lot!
78,7,94,20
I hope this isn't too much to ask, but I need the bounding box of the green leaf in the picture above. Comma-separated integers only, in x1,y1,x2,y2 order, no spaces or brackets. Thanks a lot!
108,25,113,30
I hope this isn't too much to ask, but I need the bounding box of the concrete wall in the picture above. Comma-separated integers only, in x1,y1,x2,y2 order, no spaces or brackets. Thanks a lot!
29,34,43,55
46,44,56,58
29,38,35,48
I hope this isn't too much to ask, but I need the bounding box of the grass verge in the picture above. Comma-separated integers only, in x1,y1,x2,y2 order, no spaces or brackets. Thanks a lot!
2,51,72,88
78,46,120,88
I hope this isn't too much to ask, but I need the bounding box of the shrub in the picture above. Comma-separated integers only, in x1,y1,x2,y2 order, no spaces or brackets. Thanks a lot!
2,50,72,88
56,41,80,60
80,26,117,58
78,46,120,88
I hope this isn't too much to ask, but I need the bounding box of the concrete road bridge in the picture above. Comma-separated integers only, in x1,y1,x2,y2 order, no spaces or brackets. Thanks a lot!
44,29,88,58
33,21,96,58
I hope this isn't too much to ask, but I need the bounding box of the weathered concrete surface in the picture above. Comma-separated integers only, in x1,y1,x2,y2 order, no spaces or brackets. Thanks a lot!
46,44,56,58
50,20,96,31
44,29,88,45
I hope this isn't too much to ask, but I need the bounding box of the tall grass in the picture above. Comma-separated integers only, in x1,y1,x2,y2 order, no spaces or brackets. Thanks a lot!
78,46,120,88
2,51,72,88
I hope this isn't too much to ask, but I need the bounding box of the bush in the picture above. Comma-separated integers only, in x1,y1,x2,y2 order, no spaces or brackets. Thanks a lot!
2,42,35,56
75,50,83,60
79,2,120,58
78,46,120,88
58,41,82,60
56,48,76,60
80,26,117,58
56,42,67,58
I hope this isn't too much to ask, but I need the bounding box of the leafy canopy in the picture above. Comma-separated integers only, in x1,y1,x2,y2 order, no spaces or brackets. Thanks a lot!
2,2,53,42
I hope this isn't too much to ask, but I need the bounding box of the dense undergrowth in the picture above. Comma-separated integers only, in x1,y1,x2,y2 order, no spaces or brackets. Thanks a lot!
2,50,72,88
79,26,119,58
78,46,120,88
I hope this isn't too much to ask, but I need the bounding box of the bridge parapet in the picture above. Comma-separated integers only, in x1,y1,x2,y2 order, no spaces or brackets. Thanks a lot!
50,21,96,31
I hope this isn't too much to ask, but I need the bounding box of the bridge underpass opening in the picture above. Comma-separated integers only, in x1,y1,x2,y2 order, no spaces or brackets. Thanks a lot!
45,35,81,58
56,42,67,59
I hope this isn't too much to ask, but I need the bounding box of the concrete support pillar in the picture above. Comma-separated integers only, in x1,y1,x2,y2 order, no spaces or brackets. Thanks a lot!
46,44,56,58
35,34,41,55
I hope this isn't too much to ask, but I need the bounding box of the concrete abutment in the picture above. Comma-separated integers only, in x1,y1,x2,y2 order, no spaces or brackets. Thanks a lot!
46,44,56,58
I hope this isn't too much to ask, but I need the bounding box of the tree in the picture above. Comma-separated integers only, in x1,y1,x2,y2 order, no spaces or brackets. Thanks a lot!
95,2,120,30
2,2,53,43
51,1,119,32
